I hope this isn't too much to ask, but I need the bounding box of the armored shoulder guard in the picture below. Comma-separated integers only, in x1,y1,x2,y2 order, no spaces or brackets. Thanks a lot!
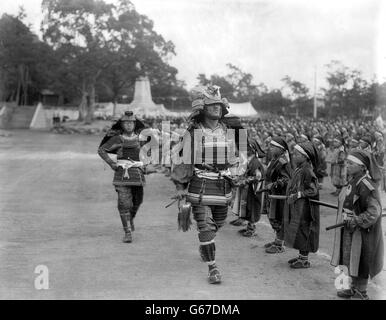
98,129,120,149
186,119,200,132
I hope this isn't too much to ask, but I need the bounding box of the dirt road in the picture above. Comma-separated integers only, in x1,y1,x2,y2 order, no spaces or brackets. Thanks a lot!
0,130,385,299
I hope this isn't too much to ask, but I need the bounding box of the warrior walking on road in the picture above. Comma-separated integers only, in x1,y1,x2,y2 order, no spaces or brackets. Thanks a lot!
98,111,147,243
171,85,245,284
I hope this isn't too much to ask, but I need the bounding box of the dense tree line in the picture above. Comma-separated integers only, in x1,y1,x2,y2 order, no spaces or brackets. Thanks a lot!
1,1,385,122
0,0,190,123
198,62,386,119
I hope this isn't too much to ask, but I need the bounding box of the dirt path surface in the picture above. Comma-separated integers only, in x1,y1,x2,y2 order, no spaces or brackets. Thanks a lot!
0,130,385,300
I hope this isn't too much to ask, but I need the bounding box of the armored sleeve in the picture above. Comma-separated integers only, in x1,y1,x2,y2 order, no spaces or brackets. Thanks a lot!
98,135,121,167
170,130,194,190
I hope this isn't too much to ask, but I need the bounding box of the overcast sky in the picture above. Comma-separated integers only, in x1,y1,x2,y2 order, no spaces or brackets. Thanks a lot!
1,0,386,93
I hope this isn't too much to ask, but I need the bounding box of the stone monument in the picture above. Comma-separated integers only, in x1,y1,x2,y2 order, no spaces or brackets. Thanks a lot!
115,64,168,116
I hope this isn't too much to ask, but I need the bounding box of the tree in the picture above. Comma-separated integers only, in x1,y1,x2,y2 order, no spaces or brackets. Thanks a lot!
322,60,352,116
196,64,294,114
251,89,291,114
196,64,258,102
42,0,115,122
322,60,377,118
281,75,311,117
98,51,140,114
225,63,258,102
0,13,43,104
41,0,176,123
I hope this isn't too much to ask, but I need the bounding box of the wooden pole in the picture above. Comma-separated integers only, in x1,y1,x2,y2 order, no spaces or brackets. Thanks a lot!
313,65,317,119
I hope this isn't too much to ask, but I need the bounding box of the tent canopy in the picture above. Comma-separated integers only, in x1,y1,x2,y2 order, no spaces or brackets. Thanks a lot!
227,102,259,118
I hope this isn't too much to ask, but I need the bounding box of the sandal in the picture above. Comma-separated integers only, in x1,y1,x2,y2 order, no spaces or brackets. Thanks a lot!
337,288,355,299
122,231,132,243
229,218,241,225
231,218,245,226
290,258,310,269
242,229,257,237
265,244,285,254
264,241,275,248
350,289,369,300
287,257,298,264
208,267,222,284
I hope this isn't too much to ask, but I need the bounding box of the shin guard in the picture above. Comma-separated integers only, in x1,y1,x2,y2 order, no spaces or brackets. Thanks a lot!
199,241,216,263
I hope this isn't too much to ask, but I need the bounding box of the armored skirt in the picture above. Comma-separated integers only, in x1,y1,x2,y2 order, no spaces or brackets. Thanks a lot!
98,133,146,220
99,134,146,187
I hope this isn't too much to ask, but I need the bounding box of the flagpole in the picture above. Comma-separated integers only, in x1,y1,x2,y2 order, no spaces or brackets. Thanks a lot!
313,65,317,119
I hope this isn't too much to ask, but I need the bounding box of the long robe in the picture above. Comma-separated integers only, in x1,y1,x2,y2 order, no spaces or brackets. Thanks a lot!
265,154,292,235
232,156,265,223
331,175,384,279
283,161,320,252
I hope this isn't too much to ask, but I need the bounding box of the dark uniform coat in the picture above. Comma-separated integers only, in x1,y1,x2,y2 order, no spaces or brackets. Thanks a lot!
331,175,384,278
265,154,292,234
283,161,320,252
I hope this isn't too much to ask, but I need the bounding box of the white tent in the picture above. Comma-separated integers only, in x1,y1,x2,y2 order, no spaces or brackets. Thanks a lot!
228,102,259,118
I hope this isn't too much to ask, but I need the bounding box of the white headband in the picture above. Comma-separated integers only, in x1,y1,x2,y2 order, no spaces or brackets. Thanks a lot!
300,134,308,140
294,144,309,159
270,140,285,150
347,155,365,167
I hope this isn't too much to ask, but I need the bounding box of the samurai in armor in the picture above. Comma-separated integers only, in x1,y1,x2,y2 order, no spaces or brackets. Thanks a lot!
264,136,293,254
283,141,320,268
98,111,147,243
171,85,246,284
333,150,384,300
